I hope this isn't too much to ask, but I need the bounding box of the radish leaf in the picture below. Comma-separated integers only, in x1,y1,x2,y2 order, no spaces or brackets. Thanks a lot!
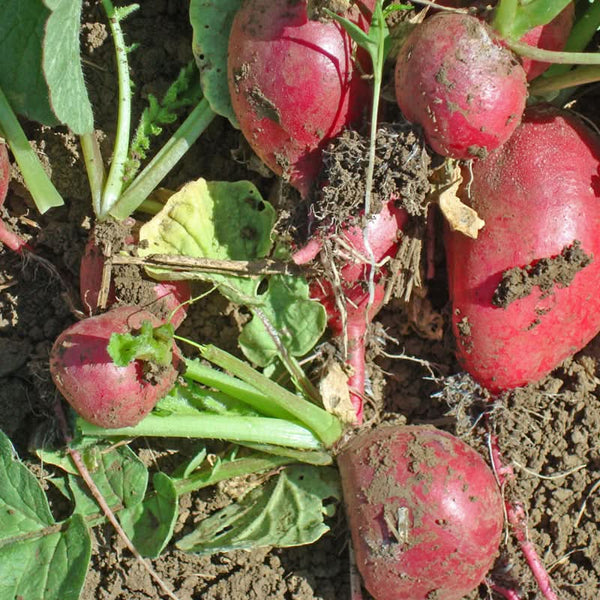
0,0,93,133
176,465,341,554
190,0,242,127
139,178,326,365
0,429,92,600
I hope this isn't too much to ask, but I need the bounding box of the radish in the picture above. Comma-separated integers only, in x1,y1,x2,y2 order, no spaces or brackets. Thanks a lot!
80,223,190,327
518,2,575,80
445,105,600,392
337,425,503,600
295,198,409,423
394,12,527,159
50,306,181,428
227,0,373,198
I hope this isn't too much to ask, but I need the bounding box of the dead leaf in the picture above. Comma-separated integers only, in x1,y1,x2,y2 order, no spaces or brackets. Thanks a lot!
319,360,356,425
437,166,484,239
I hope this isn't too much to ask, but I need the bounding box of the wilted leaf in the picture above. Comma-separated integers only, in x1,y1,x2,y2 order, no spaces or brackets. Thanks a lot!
176,465,341,554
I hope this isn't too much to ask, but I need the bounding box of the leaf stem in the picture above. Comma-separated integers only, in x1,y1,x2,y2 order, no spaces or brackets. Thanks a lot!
173,453,294,496
99,0,138,219
506,40,600,65
492,0,517,38
183,358,296,420
77,414,324,450
529,65,600,95
0,86,63,213
110,98,216,220
80,132,105,217
198,344,343,447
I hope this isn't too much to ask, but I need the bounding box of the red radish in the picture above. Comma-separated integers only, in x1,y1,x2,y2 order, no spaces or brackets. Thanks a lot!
50,306,181,428
80,226,190,327
295,199,409,423
0,141,29,253
227,0,373,198
445,105,600,392
337,425,503,600
395,13,527,159
518,2,575,80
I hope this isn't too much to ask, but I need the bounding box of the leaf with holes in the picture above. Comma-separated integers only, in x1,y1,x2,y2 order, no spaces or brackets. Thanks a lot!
176,465,341,554
139,178,326,365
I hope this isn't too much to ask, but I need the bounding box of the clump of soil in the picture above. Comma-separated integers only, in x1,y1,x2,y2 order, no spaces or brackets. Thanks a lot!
493,240,592,308
315,123,431,230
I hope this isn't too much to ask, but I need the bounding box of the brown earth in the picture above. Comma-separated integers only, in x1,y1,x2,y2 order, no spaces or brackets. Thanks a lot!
0,1,599,599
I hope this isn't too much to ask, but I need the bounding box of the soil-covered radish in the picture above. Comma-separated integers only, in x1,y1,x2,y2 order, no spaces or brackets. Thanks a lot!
445,105,600,392
518,2,575,80
338,425,503,600
50,306,181,428
227,0,373,197
80,222,190,327
395,12,527,159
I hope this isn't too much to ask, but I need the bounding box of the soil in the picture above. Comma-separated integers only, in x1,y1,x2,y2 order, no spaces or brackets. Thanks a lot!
1,2,600,600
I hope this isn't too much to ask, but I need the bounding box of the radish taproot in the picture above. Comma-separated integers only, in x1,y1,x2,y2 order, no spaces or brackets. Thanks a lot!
295,198,409,423
227,0,373,197
445,105,600,392
394,12,527,159
338,425,503,600
80,224,190,327
50,306,181,428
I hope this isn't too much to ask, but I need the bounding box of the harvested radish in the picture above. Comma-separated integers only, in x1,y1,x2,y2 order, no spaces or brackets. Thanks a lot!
296,198,409,423
518,2,575,80
227,0,373,197
0,141,28,253
80,223,190,327
445,105,600,392
338,425,503,600
50,306,181,428
395,12,527,159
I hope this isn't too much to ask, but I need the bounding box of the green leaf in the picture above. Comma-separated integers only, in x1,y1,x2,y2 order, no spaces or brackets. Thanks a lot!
119,472,179,558
43,0,94,134
190,0,242,127
0,430,92,600
139,178,326,366
494,0,573,40
0,0,93,133
107,321,175,367
176,465,342,554
237,275,327,366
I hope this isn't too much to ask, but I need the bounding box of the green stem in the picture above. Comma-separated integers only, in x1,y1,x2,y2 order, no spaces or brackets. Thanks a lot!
198,344,343,447
492,0,517,38
173,453,295,496
0,86,63,213
545,0,600,78
506,40,600,65
183,358,296,421
77,414,324,450
80,132,105,216
110,98,216,220
529,65,600,95
99,0,138,219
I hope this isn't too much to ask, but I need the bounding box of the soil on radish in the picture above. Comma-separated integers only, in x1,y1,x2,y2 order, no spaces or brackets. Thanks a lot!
0,1,599,599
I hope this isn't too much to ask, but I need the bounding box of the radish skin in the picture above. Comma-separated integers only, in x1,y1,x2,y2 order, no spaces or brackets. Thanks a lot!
338,425,504,600
50,306,181,428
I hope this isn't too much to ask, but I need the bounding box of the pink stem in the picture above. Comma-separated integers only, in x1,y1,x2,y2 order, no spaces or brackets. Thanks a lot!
0,218,30,252
487,581,522,600
346,323,366,424
489,433,559,600
291,237,322,265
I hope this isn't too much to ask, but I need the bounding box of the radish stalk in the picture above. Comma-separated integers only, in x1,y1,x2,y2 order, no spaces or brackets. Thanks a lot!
0,86,63,214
